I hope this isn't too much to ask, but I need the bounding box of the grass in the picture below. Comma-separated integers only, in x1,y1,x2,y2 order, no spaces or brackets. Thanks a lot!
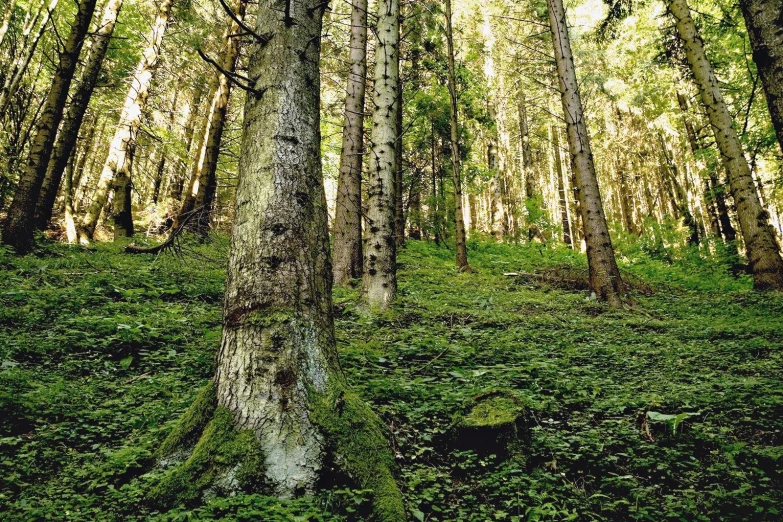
1,235,782,520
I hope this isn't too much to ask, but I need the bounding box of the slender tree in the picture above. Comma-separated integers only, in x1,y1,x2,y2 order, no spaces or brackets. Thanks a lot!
444,0,471,271
152,1,404,518
551,123,572,246
667,0,783,290
738,0,783,155
78,0,174,242
547,0,628,305
362,0,400,309
33,0,124,231
2,0,98,253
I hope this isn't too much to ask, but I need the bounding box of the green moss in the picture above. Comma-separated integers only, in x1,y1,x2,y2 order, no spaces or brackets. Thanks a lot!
157,381,217,458
149,406,265,507
462,393,524,429
311,387,406,522
244,309,294,328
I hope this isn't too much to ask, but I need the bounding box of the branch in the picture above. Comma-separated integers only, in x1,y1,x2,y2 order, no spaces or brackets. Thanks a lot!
217,0,272,45
197,49,267,98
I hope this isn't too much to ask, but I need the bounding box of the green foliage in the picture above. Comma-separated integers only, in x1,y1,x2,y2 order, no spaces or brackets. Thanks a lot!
1,237,783,520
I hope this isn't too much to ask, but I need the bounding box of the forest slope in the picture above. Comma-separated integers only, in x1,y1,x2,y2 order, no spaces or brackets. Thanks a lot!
1,238,782,520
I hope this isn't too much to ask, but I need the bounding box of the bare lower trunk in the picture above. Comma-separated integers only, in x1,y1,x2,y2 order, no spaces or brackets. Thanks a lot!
668,0,783,289
78,0,173,242
34,0,124,231
394,66,405,247
332,0,368,285
739,0,783,155
362,0,399,309
444,0,470,271
548,0,627,305
2,0,97,253
111,143,134,239
169,84,205,204
63,149,77,244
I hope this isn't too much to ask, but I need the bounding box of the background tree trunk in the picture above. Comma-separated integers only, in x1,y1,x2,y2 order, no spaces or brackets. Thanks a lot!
362,0,400,310
668,0,783,290
78,0,173,242
33,0,124,231
332,0,368,285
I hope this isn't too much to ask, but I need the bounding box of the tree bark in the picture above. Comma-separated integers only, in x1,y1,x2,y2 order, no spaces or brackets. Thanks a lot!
169,83,205,204
111,142,134,239
78,0,173,242
33,0,124,231
0,0,16,50
2,0,97,253
548,0,627,305
739,0,783,155
394,61,405,247
362,0,400,310
444,0,471,271
151,3,405,518
668,0,783,289
332,0,368,285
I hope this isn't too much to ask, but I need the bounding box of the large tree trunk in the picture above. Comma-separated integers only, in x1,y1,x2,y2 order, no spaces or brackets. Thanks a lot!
332,0,368,285
739,0,783,155
78,0,173,242
444,0,471,271
110,142,134,239
153,2,404,519
394,64,405,247
362,0,400,310
1,0,97,253
33,0,124,231
667,0,783,289
547,0,627,305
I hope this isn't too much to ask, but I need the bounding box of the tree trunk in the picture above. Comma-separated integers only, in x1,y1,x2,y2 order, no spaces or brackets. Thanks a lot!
658,133,699,245
153,3,404,519
2,0,97,253
78,0,173,242
362,0,400,310
444,0,470,271
0,0,16,50
33,0,124,231
63,147,78,244
408,167,423,239
332,0,368,285
551,123,572,246
667,0,783,289
739,0,783,155
548,0,627,305
111,142,134,239
169,83,205,204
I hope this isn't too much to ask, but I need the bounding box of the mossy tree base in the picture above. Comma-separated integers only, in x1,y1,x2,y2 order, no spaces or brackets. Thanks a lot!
150,382,406,522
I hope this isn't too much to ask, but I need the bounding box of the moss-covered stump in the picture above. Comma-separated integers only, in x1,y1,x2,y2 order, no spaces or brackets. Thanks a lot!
148,382,266,507
453,390,529,455
148,382,406,521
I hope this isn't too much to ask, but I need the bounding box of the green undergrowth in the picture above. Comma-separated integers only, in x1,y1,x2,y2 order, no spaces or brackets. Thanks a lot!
1,234,782,520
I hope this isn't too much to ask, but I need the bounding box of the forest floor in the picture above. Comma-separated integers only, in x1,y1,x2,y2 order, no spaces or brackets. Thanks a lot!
1,235,782,521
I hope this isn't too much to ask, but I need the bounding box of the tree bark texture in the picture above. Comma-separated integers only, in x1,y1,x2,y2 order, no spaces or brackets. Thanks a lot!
2,0,97,253
739,0,783,155
362,0,399,309
444,0,470,271
668,0,783,289
78,0,173,242
332,0,368,285
548,0,627,305
34,0,124,231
